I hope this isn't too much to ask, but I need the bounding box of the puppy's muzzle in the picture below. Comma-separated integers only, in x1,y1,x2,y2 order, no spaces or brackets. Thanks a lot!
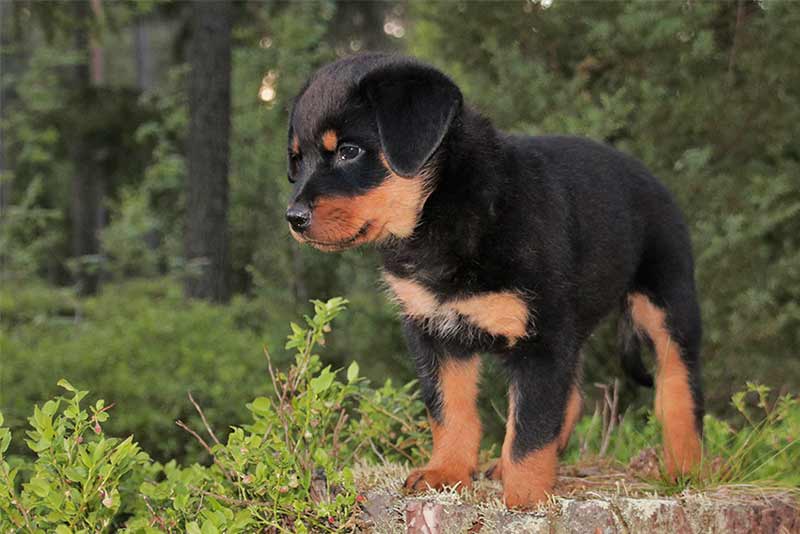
286,203,312,232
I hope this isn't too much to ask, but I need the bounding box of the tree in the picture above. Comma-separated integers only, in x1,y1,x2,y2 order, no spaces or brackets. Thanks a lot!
184,0,232,302
69,0,105,296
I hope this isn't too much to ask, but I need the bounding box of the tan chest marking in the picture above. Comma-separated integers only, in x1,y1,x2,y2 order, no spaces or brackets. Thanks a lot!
383,273,530,344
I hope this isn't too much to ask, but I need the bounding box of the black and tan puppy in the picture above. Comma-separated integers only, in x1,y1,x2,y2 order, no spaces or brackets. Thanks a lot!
285,53,703,508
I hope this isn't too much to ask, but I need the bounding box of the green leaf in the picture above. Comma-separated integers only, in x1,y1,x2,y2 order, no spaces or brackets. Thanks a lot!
232,509,252,530
310,367,335,394
186,522,202,534
28,476,50,497
57,379,77,392
347,361,359,383
250,396,271,416
0,429,10,454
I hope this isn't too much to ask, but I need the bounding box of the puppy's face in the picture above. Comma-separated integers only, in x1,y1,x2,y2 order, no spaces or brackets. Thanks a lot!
285,55,462,251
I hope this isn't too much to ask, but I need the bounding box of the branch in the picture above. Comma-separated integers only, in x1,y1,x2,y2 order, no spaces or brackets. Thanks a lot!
188,392,221,447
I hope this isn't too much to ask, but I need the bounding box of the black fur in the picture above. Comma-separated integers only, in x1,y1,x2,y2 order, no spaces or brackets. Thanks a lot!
287,53,703,471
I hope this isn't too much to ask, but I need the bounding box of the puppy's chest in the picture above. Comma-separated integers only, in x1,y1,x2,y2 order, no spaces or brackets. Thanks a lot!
383,272,531,345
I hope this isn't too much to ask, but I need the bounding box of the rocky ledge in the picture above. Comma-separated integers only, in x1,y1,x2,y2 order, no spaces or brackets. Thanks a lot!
354,464,799,533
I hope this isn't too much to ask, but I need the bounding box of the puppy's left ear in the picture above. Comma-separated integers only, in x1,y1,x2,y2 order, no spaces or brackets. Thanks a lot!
361,63,462,177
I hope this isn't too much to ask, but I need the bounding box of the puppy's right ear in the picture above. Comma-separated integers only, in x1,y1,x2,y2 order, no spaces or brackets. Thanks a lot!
361,62,462,177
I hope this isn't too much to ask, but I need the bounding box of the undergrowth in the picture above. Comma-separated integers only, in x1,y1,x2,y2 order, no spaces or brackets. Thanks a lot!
0,298,427,532
0,298,797,532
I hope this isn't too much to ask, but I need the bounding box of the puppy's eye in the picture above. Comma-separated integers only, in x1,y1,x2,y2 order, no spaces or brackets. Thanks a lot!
337,144,362,162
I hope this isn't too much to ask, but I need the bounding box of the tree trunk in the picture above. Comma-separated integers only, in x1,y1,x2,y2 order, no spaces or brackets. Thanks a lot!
184,0,232,303
134,17,154,91
69,0,104,296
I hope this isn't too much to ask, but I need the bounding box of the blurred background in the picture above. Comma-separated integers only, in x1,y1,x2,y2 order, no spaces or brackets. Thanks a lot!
1,0,798,463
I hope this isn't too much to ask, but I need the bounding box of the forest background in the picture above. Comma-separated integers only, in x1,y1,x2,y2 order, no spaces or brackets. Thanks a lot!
2,0,799,464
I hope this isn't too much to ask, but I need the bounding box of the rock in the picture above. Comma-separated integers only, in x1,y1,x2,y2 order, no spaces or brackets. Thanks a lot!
358,489,799,533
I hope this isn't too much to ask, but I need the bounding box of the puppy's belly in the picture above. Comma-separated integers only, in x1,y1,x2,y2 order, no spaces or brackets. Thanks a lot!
383,273,530,345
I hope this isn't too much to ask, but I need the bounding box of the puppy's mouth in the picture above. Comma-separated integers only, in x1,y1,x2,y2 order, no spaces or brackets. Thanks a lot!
291,221,372,252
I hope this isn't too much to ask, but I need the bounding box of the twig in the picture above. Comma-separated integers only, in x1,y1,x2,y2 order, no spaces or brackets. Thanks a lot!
264,345,293,451
141,495,169,531
187,392,221,447
728,0,746,79
176,419,235,481
188,485,273,508
331,409,348,457
596,379,620,458
264,345,285,406
367,438,387,464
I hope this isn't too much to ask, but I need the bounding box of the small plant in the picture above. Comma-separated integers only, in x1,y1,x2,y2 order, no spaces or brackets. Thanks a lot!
704,382,799,488
0,298,428,532
0,381,150,532
564,380,800,494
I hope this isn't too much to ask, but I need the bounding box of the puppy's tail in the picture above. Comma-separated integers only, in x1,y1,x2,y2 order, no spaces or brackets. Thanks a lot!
618,303,654,387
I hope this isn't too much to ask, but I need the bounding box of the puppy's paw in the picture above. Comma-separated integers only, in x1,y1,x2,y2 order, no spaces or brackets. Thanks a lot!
404,467,473,492
502,484,549,510
484,460,503,481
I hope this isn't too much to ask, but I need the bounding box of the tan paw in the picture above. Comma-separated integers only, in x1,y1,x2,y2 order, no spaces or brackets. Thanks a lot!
404,467,473,492
503,484,549,509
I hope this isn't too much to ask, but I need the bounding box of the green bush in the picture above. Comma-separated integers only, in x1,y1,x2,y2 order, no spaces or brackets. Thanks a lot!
0,297,428,532
0,278,277,462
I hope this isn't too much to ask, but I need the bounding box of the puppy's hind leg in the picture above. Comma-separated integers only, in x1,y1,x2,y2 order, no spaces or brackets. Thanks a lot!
628,291,703,478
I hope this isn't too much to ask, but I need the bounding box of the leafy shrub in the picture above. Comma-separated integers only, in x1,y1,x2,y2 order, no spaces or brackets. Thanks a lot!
0,297,428,532
0,382,153,532
0,278,283,462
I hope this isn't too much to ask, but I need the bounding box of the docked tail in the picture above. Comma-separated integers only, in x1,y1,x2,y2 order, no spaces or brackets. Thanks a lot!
618,303,654,387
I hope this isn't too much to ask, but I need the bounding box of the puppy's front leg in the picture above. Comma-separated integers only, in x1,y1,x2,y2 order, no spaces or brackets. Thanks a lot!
402,321,482,491
500,338,581,508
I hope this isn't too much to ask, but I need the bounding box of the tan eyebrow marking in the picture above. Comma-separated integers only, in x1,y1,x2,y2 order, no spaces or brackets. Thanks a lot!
291,135,300,154
322,130,338,152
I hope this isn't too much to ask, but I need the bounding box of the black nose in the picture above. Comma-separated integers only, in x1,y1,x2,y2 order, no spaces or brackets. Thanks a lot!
286,204,312,232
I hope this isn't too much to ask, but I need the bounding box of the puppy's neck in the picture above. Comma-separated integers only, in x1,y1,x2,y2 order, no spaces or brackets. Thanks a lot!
380,107,506,274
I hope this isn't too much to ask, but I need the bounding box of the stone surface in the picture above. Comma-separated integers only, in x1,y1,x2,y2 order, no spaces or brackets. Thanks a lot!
357,487,799,533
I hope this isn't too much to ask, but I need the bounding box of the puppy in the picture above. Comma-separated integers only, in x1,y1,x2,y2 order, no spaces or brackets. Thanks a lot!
285,53,703,508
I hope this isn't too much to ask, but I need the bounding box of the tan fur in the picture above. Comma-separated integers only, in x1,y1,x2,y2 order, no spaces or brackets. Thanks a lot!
499,387,558,508
558,383,583,452
383,273,530,343
292,153,432,249
405,357,481,491
291,135,300,155
321,130,337,152
450,293,529,343
383,274,440,319
629,293,701,477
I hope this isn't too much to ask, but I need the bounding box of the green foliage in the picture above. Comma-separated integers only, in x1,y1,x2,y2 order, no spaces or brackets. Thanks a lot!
0,381,152,532
562,406,661,466
0,298,427,532
0,178,63,280
705,382,800,487
563,382,799,492
0,279,271,462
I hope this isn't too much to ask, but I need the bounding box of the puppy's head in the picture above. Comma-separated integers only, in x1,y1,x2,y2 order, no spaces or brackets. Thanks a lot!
285,54,462,251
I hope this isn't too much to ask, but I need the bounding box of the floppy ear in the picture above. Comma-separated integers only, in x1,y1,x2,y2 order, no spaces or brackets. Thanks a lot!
361,63,462,177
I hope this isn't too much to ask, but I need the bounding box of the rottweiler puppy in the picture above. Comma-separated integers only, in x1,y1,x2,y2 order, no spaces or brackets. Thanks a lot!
285,53,703,508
